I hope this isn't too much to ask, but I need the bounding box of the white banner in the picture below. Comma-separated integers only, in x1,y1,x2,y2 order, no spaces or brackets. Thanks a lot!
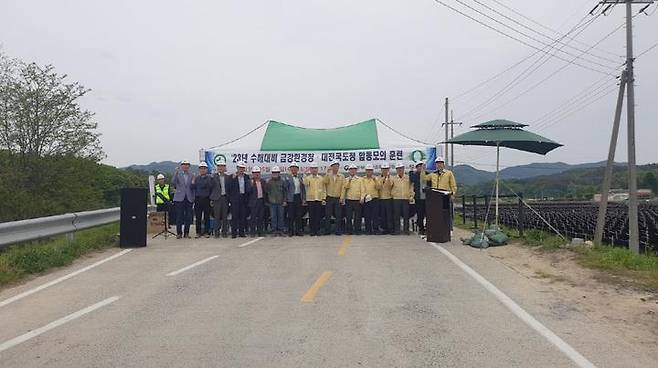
202,146,440,174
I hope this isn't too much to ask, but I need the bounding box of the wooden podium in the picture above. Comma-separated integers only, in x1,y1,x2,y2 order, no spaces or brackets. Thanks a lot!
425,189,451,243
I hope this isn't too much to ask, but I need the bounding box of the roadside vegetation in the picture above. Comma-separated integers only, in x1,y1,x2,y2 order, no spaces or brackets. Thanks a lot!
0,223,119,287
0,50,148,222
454,213,658,291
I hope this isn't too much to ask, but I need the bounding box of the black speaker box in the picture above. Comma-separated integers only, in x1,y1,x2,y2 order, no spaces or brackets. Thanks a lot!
120,187,147,248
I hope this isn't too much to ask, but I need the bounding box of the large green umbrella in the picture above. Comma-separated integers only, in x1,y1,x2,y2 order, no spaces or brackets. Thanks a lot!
446,119,562,226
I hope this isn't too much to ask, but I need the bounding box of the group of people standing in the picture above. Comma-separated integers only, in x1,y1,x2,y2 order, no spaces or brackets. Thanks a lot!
153,157,457,239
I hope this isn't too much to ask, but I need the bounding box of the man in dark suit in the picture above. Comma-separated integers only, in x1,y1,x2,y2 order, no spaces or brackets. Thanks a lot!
284,162,305,236
227,161,251,238
247,166,268,237
409,161,430,235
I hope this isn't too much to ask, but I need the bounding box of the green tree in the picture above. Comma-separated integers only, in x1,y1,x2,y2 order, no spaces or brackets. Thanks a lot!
0,51,103,162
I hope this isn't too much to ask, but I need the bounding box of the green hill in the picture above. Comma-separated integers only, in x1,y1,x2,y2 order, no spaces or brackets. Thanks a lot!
0,152,148,222
461,163,658,200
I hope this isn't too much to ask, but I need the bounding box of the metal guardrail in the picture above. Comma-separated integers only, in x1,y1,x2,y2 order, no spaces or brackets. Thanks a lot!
0,207,120,250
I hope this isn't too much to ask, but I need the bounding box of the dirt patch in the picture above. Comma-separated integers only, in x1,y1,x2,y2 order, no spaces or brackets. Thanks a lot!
485,241,658,352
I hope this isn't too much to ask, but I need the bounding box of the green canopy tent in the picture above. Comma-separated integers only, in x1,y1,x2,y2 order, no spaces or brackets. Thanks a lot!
446,119,562,227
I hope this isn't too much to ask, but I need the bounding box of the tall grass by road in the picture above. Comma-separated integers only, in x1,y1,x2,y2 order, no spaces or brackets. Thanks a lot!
0,223,119,287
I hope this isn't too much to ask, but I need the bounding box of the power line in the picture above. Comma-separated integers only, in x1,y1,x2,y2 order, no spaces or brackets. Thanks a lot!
533,37,656,132
468,17,627,122
536,84,619,132
451,0,617,70
460,12,606,121
636,43,658,58
431,0,613,75
489,0,621,58
532,75,618,127
451,51,540,102
470,0,621,64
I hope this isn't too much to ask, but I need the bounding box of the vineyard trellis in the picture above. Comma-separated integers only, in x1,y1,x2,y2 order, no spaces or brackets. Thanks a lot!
459,195,658,253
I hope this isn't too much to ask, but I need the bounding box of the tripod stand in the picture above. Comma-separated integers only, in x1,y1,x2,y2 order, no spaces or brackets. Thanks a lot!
153,206,176,239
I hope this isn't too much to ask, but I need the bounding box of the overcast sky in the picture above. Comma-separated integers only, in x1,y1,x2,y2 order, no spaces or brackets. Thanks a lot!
1,0,656,170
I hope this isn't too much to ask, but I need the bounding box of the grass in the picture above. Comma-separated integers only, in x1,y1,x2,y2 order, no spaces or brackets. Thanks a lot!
0,223,119,287
577,245,658,290
455,212,658,290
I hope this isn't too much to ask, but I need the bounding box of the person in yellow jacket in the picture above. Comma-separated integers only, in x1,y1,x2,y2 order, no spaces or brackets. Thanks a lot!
343,164,364,235
362,164,382,235
428,156,457,195
428,156,458,231
378,163,394,234
304,162,325,236
323,160,345,235
390,163,415,235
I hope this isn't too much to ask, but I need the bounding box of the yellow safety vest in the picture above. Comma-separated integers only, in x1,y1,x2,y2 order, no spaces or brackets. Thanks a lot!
155,184,171,204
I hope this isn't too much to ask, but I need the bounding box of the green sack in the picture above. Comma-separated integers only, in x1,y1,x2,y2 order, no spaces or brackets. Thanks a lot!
484,228,508,246
468,232,489,249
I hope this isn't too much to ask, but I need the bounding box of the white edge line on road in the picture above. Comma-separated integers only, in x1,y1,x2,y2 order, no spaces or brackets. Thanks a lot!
166,255,219,276
0,295,120,353
430,243,597,368
0,249,132,308
238,237,264,248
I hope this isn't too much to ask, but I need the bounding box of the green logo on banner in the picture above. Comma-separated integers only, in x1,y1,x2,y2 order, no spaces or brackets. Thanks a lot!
410,150,425,162
214,154,227,165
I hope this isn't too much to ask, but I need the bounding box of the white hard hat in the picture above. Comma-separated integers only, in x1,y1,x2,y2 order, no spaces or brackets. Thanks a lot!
365,164,374,170
180,160,190,165
435,156,445,163
348,164,357,169
236,161,246,168
216,160,226,166
415,160,425,167
289,161,299,168
330,160,340,166
272,166,281,172
156,174,165,180
199,161,208,168
309,162,319,168
252,166,261,173
381,163,390,169
395,163,405,169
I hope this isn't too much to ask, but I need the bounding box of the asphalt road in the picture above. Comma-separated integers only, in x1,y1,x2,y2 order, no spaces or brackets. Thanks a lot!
1,231,656,367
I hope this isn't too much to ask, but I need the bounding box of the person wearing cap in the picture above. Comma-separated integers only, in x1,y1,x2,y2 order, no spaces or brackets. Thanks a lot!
362,164,382,235
154,174,175,228
266,166,288,236
390,163,415,235
209,160,230,238
171,160,195,239
303,162,325,236
227,161,251,238
323,160,345,235
343,164,364,235
284,162,305,236
428,157,457,195
378,163,394,234
410,161,430,235
191,161,213,238
247,166,267,237
428,156,458,231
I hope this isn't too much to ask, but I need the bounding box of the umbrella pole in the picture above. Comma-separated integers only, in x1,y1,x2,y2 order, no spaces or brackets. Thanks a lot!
495,143,500,228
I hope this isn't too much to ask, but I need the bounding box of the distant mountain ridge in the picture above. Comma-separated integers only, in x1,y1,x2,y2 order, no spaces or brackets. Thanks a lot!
125,161,198,174
453,161,622,186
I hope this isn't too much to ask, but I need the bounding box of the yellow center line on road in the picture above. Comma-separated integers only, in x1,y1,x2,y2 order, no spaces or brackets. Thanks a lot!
301,271,333,303
337,235,352,256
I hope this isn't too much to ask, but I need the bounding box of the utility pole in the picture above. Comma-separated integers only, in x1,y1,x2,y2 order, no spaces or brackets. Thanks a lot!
595,71,627,246
443,110,463,170
596,0,653,253
444,98,449,163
